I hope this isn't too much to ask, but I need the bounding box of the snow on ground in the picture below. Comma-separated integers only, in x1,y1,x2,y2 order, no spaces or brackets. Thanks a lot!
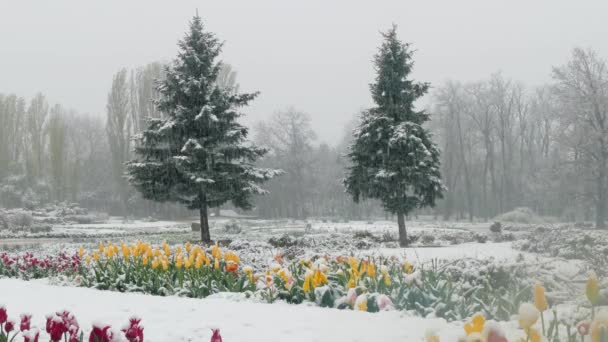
52,219,188,235
369,242,521,261
0,278,469,342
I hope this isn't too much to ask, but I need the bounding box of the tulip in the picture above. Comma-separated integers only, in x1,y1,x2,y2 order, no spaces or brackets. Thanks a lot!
482,322,508,342
346,288,358,305
225,261,238,273
0,305,6,324
403,261,413,274
577,321,591,336
20,313,31,332
211,243,221,259
122,317,144,342
4,318,15,333
22,328,40,342
464,313,485,335
591,310,608,342
376,294,394,311
355,294,368,312
533,282,548,333
518,303,539,330
520,327,542,342
210,328,222,342
587,271,601,318
89,323,111,342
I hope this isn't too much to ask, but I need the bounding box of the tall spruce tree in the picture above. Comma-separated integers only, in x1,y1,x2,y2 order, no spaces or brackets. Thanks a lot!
127,15,280,242
344,25,443,246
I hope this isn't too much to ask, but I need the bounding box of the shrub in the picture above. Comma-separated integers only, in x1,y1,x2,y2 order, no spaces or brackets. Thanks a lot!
223,222,242,234
268,234,298,247
421,235,436,245
494,207,541,224
0,212,10,230
10,211,34,231
64,215,94,224
474,234,488,243
490,222,502,233
353,230,375,240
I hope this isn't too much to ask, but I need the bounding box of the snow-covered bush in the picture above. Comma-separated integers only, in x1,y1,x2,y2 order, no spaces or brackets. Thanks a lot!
494,207,542,224
223,221,242,234
490,222,502,233
10,211,33,231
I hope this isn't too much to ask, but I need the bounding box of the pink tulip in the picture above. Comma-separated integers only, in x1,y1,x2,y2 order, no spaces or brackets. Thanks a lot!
577,321,591,336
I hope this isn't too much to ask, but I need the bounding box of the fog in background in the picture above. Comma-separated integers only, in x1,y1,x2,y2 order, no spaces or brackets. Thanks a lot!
3,0,608,145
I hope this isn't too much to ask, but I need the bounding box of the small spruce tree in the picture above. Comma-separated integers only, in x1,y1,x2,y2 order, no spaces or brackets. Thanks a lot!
344,25,443,246
127,15,280,242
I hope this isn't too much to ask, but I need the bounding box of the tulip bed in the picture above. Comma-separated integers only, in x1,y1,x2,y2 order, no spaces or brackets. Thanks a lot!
428,273,608,342
0,240,533,322
0,305,145,342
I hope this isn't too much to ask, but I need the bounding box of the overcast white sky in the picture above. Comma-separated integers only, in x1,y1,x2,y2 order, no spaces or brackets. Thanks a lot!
1,0,607,145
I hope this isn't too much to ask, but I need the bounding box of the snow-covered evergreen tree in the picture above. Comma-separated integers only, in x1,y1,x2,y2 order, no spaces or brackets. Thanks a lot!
127,15,280,242
344,25,443,246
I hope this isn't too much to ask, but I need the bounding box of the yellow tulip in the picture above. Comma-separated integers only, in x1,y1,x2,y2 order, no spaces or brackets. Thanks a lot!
404,261,413,274
142,255,149,266
367,263,376,278
587,271,601,306
98,242,104,253
93,251,99,261
303,273,313,293
591,311,608,342
464,313,485,335
426,335,440,342
224,251,240,265
85,256,91,264
176,257,183,269
348,275,356,288
214,258,220,270
78,246,84,258
349,257,360,272
152,258,160,269
534,282,548,311
184,257,192,269
212,243,221,259
195,255,203,269
520,327,542,342
355,294,368,311
185,241,191,253
313,269,327,287
161,259,168,271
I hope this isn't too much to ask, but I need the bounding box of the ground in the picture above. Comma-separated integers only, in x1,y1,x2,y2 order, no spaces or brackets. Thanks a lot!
0,212,605,341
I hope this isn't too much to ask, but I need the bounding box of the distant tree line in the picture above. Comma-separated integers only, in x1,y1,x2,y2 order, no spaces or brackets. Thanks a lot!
1,45,606,228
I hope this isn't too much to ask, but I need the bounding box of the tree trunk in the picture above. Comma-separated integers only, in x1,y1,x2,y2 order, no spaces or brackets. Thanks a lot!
199,195,211,243
397,212,407,247
597,152,607,229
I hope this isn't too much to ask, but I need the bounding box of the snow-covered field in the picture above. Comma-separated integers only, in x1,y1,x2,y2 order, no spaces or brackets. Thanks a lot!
0,278,534,341
1,217,604,341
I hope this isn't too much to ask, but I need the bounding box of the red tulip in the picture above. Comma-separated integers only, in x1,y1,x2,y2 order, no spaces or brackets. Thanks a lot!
122,317,144,342
4,318,15,333
0,305,7,324
89,323,111,342
22,328,40,342
20,314,32,332
210,329,223,342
